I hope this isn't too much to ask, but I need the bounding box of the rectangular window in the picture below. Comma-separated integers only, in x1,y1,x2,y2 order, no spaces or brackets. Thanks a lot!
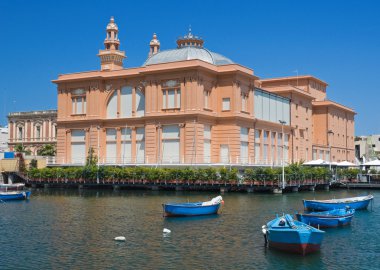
204,125,211,163
162,80,181,109
204,90,211,109
136,127,145,163
106,129,117,164
162,125,180,163
222,98,230,111
18,127,23,140
240,127,249,164
168,90,175,108
72,96,86,115
121,128,132,163
241,93,248,112
71,129,86,164
319,150,324,160
36,126,41,139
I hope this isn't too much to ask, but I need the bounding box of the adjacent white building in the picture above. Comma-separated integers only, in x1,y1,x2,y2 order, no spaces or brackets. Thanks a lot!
355,135,380,162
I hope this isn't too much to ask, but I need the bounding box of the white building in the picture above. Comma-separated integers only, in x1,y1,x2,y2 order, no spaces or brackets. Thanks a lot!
355,135,380,162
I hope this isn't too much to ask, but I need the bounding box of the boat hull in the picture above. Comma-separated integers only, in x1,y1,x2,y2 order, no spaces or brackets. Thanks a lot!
0,190,31,201
268,241,321,255
163,203,221,217
264,214,324,255
296,209,355,228
267,229,324,255
303,195,373,211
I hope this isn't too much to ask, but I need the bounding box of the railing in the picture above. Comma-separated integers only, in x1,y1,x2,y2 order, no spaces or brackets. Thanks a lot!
46,155,290,167
8,110,57,116
9,137,57,143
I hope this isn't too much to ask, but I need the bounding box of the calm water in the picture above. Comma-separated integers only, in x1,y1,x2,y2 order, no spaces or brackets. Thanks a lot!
1,188,379,270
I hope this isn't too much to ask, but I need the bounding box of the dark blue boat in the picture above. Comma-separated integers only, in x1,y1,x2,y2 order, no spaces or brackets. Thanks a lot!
296,207,355,228
303,195,373,211
262,214,325,255
163,196,223,217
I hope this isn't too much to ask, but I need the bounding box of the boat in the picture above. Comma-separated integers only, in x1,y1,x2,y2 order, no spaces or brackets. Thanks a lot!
0,183,31,201
262,214,325,255
303,195,374,211
296,207,355,228
162,196,223,217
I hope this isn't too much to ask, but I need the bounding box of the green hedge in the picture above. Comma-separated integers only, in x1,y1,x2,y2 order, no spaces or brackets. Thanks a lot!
27,163,334,183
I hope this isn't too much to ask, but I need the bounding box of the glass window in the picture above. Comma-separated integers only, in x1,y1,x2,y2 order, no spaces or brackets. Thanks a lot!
222,98,230,111
36,126,41,139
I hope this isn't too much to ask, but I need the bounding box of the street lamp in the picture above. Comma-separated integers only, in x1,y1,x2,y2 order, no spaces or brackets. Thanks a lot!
97,125,100,184
327,130,334,179
279,120,287,190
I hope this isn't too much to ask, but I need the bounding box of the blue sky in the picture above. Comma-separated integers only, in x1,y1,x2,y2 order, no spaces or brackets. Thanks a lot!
0,0,379,135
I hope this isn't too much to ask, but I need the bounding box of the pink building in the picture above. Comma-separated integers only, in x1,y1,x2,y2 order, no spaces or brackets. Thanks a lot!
8,110,57,155
53,17,355,166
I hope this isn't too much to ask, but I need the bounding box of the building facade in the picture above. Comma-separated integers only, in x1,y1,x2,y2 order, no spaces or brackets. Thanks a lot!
355,135,380,162
8,110,57,155
53,17,355,166
0,126,8,153
260,76,356,164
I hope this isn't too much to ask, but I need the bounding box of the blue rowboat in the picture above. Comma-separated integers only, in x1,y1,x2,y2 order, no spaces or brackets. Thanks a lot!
303,195,373,211
0,183,31,201
163,196,223,217
0,190,31,201
296,207,355,228
262,214,325,255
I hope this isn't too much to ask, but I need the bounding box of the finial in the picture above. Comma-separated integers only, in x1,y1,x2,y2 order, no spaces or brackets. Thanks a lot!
110,16,115,22
189,25,192,34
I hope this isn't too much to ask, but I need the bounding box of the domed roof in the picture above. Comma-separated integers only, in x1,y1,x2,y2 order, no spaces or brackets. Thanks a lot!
143,46,234,66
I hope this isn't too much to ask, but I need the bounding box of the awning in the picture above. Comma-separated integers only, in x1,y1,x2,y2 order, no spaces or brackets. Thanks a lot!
362,159,380,166
337,161,358,167
303,159,329,166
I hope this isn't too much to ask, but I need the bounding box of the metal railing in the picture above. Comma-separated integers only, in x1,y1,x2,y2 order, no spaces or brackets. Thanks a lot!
45,155,290,167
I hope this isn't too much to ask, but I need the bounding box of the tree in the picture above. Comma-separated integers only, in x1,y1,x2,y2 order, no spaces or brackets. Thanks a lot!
86,147,98,166
37,144,56,156
14,144,31,155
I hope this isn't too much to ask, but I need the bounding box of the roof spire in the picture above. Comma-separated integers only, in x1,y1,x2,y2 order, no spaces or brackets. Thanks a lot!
149,33,160,57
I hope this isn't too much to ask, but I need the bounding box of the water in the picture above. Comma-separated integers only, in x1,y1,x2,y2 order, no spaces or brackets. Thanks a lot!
1,189,379,269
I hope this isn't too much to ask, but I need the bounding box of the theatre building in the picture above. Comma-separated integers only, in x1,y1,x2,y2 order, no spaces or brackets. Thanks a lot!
53,17,355,166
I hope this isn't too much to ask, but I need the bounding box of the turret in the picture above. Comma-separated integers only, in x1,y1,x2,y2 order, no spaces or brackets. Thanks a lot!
97,16,126,71
149,33,160,57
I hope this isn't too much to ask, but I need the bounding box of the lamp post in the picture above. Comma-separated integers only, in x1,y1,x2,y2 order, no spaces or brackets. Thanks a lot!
279,120,286,190
97,125,100,184
327,130,334,180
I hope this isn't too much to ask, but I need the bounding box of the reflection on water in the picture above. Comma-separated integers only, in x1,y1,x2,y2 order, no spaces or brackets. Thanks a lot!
0,188,378,269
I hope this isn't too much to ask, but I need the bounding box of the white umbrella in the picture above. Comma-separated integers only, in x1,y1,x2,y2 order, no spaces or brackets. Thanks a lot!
363,160,380,166
303,159,328,166
337,161,358,167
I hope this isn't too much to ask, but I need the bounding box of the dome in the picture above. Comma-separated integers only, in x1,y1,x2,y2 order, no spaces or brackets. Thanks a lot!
143,46,234,66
